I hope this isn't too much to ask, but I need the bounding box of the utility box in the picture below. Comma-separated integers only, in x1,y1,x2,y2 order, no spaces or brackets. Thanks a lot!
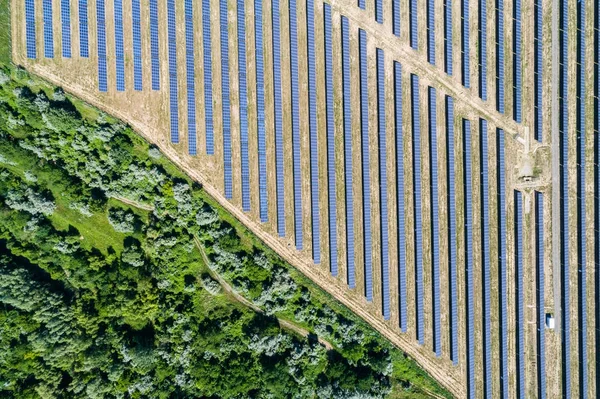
546,314,555,329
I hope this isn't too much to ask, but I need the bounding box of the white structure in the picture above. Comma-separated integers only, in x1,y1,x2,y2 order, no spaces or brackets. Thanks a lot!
546,314,555,329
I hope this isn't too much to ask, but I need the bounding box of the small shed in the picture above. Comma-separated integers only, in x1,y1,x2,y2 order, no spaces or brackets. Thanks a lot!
546,314,555,329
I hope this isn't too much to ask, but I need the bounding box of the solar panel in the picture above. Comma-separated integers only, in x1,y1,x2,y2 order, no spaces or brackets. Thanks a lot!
446,96,458,364
238,0,250,210
444,0,453,75
395,62,407,331
202,0,214,153
220,0,232,199
498,128,509,399
25,0,36,59
429,87,440,355
377,49,390,320
114,0,125,91
167,0,179,143
96,0,107,92
496,0,505,113
513,0,522,122
393,0,400,36
79,0,89,57
43,0,54,58
533,0,542,141
411,74,424,344
376,0,383,23
290,0,303,249
307,0,321,264
60,0,71,58
427,0,435,64
342,16,355,288
359,29,373,301
410,0,418,49
534,192,546,399
479,0,487,99
461,0,469,87
515,190,525,399
256,0,268,222
463,119,474,399
324,3,337,276
185,0,197,155
273,0,285,235
150,0,160,90
358,0,365,9
132,0,142,90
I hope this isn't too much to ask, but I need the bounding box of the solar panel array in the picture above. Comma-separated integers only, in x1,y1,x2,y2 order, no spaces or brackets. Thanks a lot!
496,0,505,113
480,119,492,397
534,191,546,399
96,0,107,92
461,0,469,88
132,0,142,91
79,0,89,57
256,0,268,223
498,128,509,398
429,87,440,356
359,29,373,302
324,3,337,276
202,0,214,153
42,0,54,58
513,0,522,122
514,190,525,399
149,0,160,90
533,0,542,141
342,16,355,288
478,0,487,100
395,62,407,331
60,0,71,58
376,0,383,24
185,0,197,155
358,0,365,9
444,0,453,75
446,96,458,364
25,0,36,59
290,0,303,249
167,0,179,143
411,74,424,344
427,0,435,64
393,0,400,36
463,119,475,399
220,0,232,199
410,0,418,49
377,49,390,320
273,0,285,236
307,0,321,264
238,0,250,210
114,0,125,91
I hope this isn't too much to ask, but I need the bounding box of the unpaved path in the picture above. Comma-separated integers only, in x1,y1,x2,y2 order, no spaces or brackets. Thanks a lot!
111,196,155,211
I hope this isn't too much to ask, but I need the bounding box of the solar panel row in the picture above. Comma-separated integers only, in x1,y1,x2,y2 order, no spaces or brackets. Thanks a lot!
220,0,232,198
358,0,365,9
461,0,469,88
79,0,89,57
496,0,505,113
444,0,453,75
427,0,435,64
395,62,407,331
478,0,487,99
393,0,400,36
238,0,250,210
533,0,542,141
149,0,160,90
25,0,36,59
185,0,197,155
60,0,71,58
43,0,54,58
429,87,440,355
96,0,107,92
534,191,546,399
376,0,383,23
167,0,179,143
513,0,522,122
114,0,125,91
256,0,268,223
307,0,321,264
273,0,285,236
514,190,525,399
290,0,303,249
324,3,337,276
132,0,142,90
411,74,424,344
410,0,418,49
498,128,509,399
342,16,355,288
202,0,214,153
377,49,390,320
359,29,373,301
446,96,458,364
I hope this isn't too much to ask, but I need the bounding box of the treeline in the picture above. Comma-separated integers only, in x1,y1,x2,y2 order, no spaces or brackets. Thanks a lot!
0,65,450,398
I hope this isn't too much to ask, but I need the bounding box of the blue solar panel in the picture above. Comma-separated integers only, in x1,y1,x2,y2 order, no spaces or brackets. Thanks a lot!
429,87,440,355
410,0,418,49
25,0,36,59
513,0,522,122
273,0,285,235
461,0,469,87
393,0,400,36
515,190,525,399
480,119,492,397
534,191,546,399
446,96,458,364
444,0,453,75
114,0,125,91
395,62,407,331
238,0,250,210
376,0,383,23
150,0,160,90
358,0,365,9
324,4,337,276
533,0,542,141
132,0,142,90
290,0,303,249
60,0,71,58
427,0,435,64
359,29,372,301
342,16,355,288
377,49,390,320
256,0,268,223
478,0,487,99
307,0,321,264
167,0,179,143
463,119,474,399
96,0,107,92
498,128,509,399
43,0,54,58
220,0,232,198
185,0,197,155
78,0,89,57
202,0,214,153
411,74,424,344
496,0,505,113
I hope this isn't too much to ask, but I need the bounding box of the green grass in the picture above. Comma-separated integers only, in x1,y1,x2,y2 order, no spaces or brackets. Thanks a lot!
0,0,10,65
